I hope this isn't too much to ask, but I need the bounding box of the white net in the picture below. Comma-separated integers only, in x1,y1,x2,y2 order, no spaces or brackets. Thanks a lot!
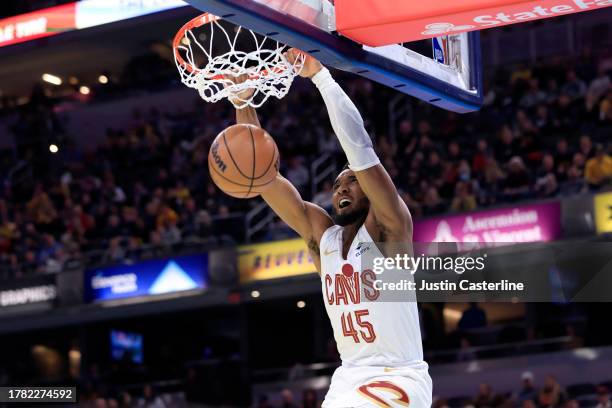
174,14,304,109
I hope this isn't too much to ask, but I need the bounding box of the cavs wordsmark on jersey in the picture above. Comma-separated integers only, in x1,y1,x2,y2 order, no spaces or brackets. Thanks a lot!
320,224,433,408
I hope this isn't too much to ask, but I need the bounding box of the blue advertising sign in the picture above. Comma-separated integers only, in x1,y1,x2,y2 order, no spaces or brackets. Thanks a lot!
85,254,208,302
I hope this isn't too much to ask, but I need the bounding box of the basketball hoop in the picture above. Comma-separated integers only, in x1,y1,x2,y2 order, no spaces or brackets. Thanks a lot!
173,13,305,109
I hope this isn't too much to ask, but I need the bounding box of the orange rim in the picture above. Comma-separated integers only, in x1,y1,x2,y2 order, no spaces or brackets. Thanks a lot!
173,13,220,76
173,13,293,81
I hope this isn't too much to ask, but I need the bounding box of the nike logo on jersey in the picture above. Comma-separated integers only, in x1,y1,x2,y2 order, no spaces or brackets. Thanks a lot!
323,248,339,256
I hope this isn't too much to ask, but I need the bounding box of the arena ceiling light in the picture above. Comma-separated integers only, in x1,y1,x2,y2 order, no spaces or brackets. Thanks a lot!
79,86,90,95
98,75,108,84
42,73,62,85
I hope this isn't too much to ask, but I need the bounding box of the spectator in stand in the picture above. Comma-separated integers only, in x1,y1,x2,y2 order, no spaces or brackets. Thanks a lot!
560,165,588,196
495,126,517,165
538,375,568,408
580,135,594,159
561,70,587,100
302,389,319,408
472,139,489,174
535,154,559,197
502,156,531,201
136,385,167,408
516,371,538,404
458,303,487,331
585,144,612,190
555,138,573,178
519,79,547,109
450,181,477,213
600,90,612,123
588,65,611,101
596,385,612,408
280,389,298,408
472,383,500,408
422,186,446,215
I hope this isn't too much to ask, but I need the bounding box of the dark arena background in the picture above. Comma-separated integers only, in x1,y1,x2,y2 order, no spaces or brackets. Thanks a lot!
1,0,612,407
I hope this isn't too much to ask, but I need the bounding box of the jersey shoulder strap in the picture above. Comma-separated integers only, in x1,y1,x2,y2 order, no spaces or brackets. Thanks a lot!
319,225,342,253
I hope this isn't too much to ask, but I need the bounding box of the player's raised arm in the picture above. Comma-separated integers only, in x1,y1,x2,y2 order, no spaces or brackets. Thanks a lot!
287,49,412,241
228,76,333,262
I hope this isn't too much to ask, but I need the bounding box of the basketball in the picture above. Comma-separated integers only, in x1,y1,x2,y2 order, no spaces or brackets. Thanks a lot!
208,124,280,198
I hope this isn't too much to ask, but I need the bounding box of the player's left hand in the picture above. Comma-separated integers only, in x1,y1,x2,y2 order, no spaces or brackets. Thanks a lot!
285,48,323,79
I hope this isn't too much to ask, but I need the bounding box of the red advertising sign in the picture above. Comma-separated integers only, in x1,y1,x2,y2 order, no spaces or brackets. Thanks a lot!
0,3,76,47
336,0,612,46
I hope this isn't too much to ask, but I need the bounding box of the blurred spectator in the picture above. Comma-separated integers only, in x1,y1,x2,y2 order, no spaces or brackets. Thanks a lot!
596,385,611,408
561,70,587,100
588,66,611,101
600,90,612,122
422,187,446,215
535,154,559,197
560,165,587,196
118,391,133,408
136,385,167,408
302,388,319,408
517,371,538,403
450,181,477,213
459,303,487,331
584,144,612,189
503,156,531,200
280,389,298,408
472,383,497,408
538,375,568,408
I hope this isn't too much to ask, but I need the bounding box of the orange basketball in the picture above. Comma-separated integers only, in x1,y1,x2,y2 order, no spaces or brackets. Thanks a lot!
208,124,279,199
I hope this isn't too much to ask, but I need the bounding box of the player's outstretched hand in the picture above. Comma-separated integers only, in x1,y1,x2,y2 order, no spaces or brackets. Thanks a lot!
285,48,323,79
223,73,255,107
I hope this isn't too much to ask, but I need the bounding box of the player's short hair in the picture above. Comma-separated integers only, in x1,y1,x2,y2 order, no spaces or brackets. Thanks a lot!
335,163,350,181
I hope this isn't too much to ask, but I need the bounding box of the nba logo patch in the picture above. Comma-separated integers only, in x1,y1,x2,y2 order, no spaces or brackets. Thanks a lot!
432,36,449,65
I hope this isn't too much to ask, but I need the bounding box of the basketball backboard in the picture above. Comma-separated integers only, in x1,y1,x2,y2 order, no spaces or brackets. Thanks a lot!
181,0,483,113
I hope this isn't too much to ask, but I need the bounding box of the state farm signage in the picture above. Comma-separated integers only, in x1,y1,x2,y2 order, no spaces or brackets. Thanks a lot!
336,0,612,46
422,0,612,36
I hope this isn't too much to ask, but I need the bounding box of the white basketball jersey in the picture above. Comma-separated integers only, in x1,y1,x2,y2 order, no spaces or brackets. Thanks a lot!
320,224,425,367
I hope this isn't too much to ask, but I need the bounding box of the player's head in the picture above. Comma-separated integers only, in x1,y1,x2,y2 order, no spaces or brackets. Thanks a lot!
331,165,369,227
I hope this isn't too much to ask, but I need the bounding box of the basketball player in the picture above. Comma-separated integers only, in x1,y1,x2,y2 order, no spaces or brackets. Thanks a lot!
228,49,432,407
